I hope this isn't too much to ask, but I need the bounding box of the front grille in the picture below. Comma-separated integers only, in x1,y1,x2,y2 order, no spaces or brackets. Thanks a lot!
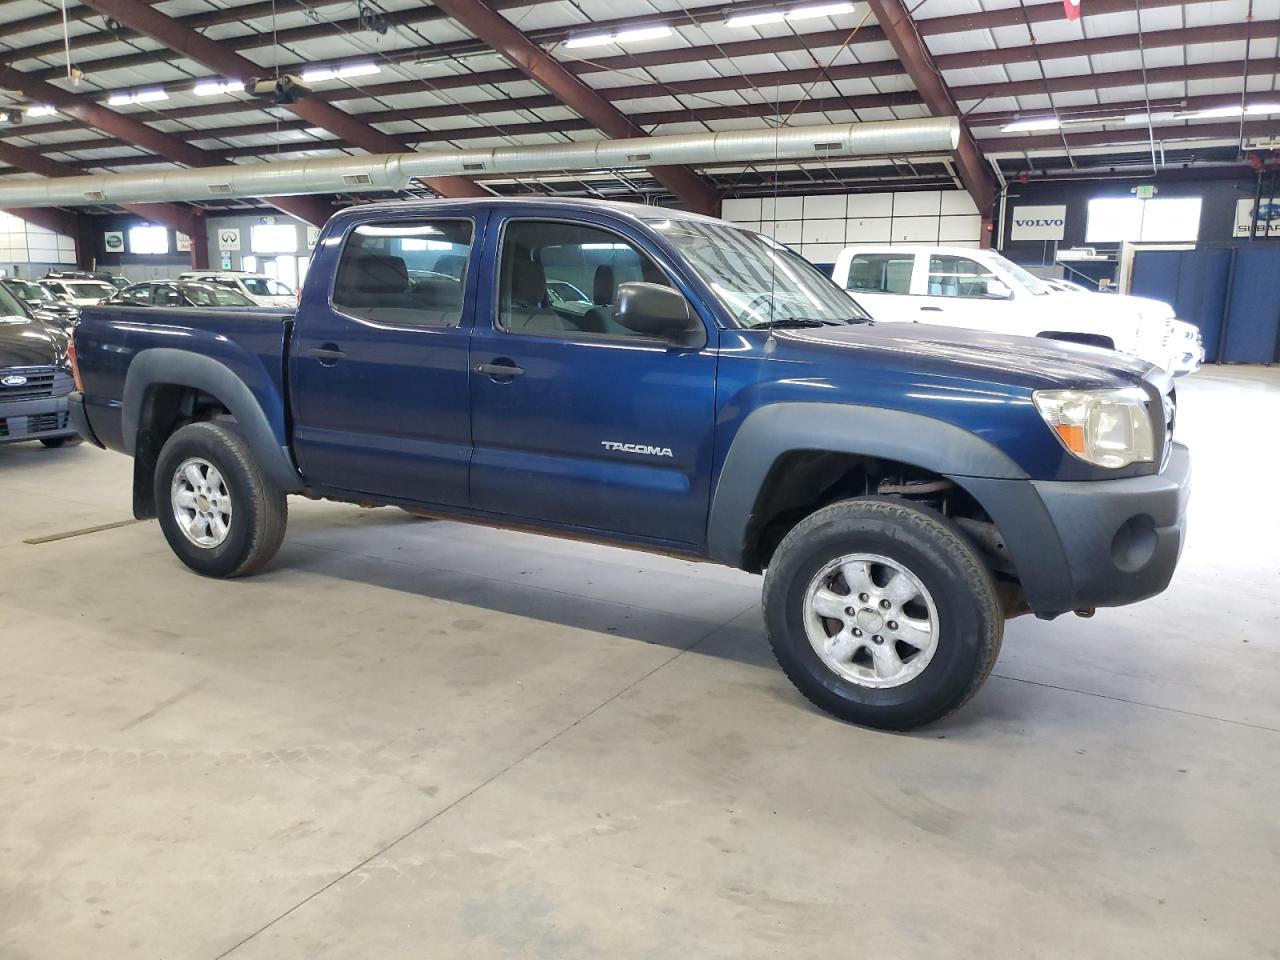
0,411,69,438
1161,385,1176,464
0,366,72,401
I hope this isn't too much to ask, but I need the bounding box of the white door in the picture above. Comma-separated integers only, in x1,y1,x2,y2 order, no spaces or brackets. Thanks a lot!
914,253,1022,334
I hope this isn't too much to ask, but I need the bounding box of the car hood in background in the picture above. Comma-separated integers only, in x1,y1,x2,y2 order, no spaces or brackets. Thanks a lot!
779,320,1156,392
0,314,67,368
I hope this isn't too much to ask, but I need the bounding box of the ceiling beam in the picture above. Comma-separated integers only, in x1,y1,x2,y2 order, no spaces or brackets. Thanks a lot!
914,0,1212,35
935,19,1280,71
422,0,720,214
0,66,333,226
968,91,1280,129
863,0,996,223
73,0,490,200
950,57,1280,104
23,52,1278,148
14,0,1226,84
981,118,1280,154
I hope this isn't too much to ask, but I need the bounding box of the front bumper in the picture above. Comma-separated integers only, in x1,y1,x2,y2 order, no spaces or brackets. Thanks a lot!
957,443,1191,618
0,393,75,444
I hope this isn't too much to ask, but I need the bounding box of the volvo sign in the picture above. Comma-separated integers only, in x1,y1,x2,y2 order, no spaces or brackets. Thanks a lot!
1010,205,1067,241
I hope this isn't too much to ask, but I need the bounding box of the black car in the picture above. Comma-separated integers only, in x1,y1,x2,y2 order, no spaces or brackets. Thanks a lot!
0,282,77,448
111,280,256,309
0,277,79,334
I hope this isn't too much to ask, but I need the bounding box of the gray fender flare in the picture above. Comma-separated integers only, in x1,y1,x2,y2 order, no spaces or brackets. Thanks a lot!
706,401,1059,576
122,348,303,493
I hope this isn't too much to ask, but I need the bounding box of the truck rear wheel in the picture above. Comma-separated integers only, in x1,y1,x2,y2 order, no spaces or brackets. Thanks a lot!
762,497,1002,731
154,421,288,578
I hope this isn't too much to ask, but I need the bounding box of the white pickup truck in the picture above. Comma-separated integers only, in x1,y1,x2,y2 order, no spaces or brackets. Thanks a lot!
831,246,1203,376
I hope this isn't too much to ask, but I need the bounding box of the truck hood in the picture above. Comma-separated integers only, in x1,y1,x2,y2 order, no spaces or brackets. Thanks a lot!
779,320,1155,391
1050,289,1175,322
0,314,68,368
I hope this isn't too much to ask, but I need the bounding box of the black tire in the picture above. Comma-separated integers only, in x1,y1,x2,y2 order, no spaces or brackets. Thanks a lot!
763,497,1002,731
154,421,288,578
39,436,79,448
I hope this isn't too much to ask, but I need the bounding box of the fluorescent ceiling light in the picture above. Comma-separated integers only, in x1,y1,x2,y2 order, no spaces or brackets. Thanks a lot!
613,25,673,42
193,79,244,97
726,2,856,27
301,62,381,82
108,88,169,106
25,104,57,117
566,24,672,47
1001,117,1061,132
1180,103,1280,120
726,10,786,26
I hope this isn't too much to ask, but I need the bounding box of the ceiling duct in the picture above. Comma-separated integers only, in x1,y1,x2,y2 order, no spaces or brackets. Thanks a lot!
0,117,959,208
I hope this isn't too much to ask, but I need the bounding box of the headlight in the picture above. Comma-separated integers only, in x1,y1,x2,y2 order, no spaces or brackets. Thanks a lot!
1033,387,1155,469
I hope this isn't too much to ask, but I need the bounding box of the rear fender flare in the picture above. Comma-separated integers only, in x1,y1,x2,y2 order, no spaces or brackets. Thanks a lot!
122,348,302,494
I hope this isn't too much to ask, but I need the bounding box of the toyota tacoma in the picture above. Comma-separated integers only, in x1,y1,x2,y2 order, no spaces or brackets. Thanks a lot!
69,198,1190,730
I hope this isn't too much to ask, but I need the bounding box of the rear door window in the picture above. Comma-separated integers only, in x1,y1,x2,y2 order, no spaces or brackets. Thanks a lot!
332,219,474,327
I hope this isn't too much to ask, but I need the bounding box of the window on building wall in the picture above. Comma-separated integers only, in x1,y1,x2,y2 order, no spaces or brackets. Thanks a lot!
251,223,298,254
128,225,169,255
1085,197,1202,243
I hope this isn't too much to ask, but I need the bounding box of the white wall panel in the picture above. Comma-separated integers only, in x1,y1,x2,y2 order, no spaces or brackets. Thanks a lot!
891,216,942,243
939,214,982,242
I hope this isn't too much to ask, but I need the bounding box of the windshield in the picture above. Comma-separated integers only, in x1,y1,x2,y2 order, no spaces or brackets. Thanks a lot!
8,279,52,301
241,277,294,297
648,218,871,327
987,253,1051,296
0,283,31,318
65,282,114,299
181,285,254,306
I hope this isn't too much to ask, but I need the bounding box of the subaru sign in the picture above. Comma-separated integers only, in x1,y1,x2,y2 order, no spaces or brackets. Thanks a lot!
1010,205,1067,241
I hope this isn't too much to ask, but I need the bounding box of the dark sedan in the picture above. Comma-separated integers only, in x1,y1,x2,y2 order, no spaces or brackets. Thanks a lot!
112,281,257,309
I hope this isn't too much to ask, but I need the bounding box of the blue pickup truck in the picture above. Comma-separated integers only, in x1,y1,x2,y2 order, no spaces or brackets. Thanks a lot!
70,198,1190,730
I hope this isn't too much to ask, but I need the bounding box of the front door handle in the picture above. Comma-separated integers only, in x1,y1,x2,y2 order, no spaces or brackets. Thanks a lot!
919,306,944,312
308,344,346,365
475,360,524,379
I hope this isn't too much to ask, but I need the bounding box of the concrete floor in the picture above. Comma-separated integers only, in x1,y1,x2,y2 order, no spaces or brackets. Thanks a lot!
2,366,1278,959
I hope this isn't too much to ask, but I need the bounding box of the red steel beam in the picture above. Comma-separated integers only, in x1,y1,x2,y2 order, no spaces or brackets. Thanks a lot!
426,0,719,214
863,0,996,226
75,0,490,200
0,67,333,227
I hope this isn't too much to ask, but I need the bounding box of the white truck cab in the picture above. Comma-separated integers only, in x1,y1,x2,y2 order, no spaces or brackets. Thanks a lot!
831,245,1202,376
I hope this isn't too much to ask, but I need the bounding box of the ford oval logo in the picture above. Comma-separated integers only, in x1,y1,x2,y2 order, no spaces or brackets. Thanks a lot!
2,375,28,387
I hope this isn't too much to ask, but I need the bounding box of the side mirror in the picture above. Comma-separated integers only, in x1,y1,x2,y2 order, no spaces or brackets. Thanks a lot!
985,280,1013,300
614,282,701,342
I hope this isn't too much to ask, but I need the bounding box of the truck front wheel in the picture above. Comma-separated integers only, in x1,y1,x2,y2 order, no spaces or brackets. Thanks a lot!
762,498,1002,731
154,421,288,578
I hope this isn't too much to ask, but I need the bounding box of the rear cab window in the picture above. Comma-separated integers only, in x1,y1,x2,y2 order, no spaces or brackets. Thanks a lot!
845,253,914,294
332,219,474,327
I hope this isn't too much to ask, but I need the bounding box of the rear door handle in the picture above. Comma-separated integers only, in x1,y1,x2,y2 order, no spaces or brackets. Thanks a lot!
307,345,346,365
919,306,944,312
475,361,524,379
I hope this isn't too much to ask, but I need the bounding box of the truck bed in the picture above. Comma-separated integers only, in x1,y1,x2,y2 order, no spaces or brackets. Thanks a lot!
74,305,294,456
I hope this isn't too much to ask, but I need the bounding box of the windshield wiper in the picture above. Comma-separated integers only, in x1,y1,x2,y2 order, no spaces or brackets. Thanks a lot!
752,317,841,329
753,316,870,329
